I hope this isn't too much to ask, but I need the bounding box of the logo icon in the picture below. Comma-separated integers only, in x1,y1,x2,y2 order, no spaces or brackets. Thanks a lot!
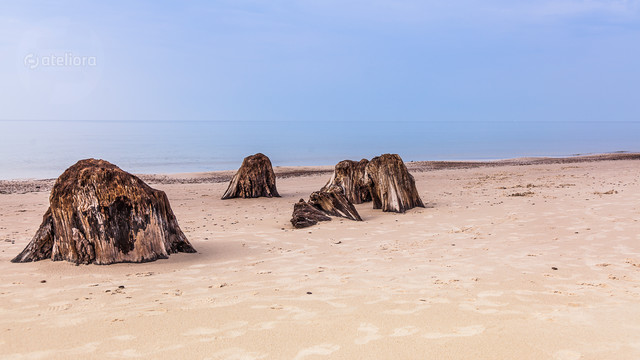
24,53,38,69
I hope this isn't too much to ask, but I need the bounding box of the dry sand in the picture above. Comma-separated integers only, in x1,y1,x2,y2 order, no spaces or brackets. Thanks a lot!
1,156,640,359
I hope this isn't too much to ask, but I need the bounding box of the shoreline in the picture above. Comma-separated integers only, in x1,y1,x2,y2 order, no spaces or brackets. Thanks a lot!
2,152,639,195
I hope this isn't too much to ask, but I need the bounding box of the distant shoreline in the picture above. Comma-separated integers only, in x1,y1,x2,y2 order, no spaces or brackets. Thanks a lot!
3,120,639,181
1,152,639,195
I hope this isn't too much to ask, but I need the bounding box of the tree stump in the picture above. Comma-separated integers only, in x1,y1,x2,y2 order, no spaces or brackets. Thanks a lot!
308,187,363,221
12,159,196,265
365,154,425,213
321,159,371,204
221,153,280,199
290,199,332,228
290,187,363,228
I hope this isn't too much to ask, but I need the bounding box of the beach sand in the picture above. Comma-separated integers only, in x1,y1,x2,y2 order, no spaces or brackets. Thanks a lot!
1,157,640,359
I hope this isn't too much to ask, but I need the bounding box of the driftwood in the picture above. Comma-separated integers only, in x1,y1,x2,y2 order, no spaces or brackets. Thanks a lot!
290,199,332,228
12,159,196,265
365,154,425,213
222,153,280,199
321,159,371,204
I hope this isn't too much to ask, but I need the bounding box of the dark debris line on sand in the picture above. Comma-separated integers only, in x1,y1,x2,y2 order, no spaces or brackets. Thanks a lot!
1,153,639,195
405,153,640,172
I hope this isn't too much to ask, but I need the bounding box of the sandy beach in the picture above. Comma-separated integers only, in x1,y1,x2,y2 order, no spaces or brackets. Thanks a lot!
1,155,640,359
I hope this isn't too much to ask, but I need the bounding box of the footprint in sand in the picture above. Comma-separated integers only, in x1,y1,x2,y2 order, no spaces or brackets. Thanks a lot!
208,296,244,308
354,323,383,345
47,302,72,312
423,325,485,339
141,308,168,316
293,344,340,360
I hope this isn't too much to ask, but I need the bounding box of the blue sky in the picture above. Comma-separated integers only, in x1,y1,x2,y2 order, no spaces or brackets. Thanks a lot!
1,0,639,122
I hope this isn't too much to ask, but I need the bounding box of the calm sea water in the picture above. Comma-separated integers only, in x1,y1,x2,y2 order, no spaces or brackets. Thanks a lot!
0,120,638,180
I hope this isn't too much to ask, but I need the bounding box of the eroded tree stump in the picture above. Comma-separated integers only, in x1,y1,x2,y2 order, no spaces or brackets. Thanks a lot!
222,153,280,199
309,187,363,221
12,159,196,265
365,154,424,213
321,159,371,204
290,199,332,228
290,187,362,228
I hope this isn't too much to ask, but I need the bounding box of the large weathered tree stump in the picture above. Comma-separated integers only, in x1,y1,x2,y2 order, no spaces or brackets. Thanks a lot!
321,159,371,204
222,153,280,199
290,187,362,228
365,154,425,213
290,199,332,228
12,159,196,265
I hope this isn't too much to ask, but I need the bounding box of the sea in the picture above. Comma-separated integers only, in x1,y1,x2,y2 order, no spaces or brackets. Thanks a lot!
0,120,638,180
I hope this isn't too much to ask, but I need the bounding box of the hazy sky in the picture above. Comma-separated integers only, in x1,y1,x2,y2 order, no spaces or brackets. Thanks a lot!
1,1,639,122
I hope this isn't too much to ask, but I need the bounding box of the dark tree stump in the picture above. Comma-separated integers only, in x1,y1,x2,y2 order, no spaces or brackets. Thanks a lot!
321,159,371,204
12,159,196,265
289,187,363,228
365,154,425,213
222,153,280,199
290,199,332,228
308,187,363,221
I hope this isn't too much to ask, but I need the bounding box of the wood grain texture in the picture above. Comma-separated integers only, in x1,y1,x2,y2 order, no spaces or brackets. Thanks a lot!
290,199,332,228
365,154,424,213
290,186,362,228
321,159,371,204
12,159,195,265
308,187,362,221
221,153,280,199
